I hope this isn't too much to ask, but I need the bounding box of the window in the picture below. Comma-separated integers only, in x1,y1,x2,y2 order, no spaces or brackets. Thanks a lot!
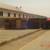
8,13,10,17
0,12,3,16
14,13,16,17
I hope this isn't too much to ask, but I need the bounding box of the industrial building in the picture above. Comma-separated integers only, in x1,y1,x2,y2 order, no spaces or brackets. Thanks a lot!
0,3,47,29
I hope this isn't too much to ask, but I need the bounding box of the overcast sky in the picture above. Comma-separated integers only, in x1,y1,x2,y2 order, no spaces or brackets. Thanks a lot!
0,0,50,17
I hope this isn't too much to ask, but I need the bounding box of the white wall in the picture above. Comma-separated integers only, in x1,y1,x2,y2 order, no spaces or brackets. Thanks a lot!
3,11,8,17
3,11,17,18
10,12,14,17
3,11,23,18
20,13,23,18
16,13,19,18
0,9,34,19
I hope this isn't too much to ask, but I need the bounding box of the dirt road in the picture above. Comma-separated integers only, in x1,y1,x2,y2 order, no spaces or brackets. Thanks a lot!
0,29,46,50
20,30,50,50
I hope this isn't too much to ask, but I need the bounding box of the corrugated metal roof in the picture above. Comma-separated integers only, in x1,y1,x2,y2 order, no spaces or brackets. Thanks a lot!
0,3,19,11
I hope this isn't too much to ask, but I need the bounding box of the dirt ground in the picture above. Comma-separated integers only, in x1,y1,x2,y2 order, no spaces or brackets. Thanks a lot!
20,30,50,50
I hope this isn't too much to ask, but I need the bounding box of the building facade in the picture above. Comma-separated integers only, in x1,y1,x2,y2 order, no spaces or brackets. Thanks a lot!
0,3,46,29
